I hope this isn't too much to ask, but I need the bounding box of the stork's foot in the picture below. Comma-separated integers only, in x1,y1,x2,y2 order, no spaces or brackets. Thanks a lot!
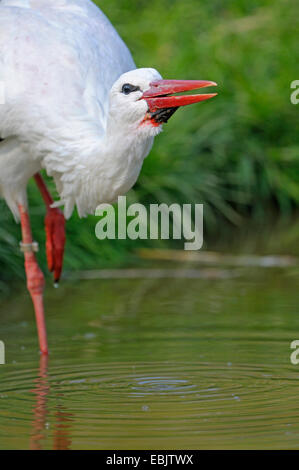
45,208,66,284
34,173,66,284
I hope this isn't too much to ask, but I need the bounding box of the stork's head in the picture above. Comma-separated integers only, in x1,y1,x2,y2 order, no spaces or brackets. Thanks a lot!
108,68,217,138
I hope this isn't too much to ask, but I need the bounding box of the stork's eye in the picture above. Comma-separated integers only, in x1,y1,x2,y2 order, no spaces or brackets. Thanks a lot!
122,83,140,95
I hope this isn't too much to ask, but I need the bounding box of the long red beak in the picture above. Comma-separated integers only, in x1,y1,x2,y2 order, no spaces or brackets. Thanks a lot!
142,79,217,112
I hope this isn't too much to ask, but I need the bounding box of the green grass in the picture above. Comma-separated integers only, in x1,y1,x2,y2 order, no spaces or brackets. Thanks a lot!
0,0,298,288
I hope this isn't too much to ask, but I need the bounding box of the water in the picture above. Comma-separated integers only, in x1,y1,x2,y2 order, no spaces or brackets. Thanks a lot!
0,263,298,449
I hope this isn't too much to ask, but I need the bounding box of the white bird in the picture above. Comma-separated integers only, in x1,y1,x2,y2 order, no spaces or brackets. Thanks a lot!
0,0,217,354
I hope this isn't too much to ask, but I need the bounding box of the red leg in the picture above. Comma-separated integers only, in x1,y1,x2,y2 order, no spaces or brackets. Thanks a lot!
18,204,48,355
34,174,66,284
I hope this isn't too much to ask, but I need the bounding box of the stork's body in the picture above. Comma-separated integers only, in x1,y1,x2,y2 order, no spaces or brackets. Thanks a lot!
0,0,137,218
0,0,217,354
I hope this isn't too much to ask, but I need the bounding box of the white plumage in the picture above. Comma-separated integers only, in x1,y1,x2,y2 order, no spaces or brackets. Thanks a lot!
0,0,165,219
0,0,217,225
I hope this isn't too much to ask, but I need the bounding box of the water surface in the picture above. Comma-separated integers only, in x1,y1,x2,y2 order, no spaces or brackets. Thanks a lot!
0,263,298,449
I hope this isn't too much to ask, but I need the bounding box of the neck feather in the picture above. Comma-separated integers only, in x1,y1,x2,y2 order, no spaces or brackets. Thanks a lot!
44,118,154,218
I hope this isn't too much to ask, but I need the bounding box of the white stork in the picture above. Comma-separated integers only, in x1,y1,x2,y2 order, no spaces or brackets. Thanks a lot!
0,0,217,354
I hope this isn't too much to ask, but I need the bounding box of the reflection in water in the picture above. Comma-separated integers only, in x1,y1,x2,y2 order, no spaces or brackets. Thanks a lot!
30,355,49,450
53,405,73,450
30,355,72,450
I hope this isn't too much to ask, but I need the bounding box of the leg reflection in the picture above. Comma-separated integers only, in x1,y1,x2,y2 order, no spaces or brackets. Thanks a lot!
53,405,73,450
30,355,73,450
30,354,49,450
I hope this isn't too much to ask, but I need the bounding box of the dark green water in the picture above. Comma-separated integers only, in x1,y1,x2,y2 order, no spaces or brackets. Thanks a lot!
0,263,298,449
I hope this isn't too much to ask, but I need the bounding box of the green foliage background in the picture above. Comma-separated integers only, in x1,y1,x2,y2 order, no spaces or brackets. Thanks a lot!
0,0,298,290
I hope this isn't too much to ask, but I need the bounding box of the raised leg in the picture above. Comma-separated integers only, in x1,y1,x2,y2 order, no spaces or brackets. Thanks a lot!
18,204,48,354
34,174,66,284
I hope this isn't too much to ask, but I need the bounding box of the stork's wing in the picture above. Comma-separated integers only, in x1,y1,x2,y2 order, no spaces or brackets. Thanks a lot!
0,0,135,140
